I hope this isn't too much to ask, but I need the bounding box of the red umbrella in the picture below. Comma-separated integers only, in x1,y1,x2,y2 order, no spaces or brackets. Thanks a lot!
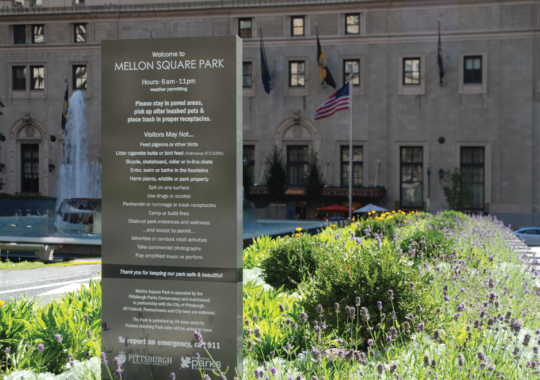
316,204,350,212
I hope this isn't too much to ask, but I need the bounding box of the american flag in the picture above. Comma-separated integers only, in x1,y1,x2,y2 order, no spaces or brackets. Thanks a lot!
314,82,350,120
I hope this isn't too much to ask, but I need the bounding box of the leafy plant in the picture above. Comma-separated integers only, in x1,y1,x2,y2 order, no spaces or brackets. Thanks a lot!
300,237,436,345
243,235,277,269
260,233,319,291
399,227,452,260
263,144,287,203
354,216,397,240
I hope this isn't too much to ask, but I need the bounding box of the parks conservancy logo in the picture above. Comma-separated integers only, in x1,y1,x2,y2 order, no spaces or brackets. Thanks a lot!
180,356,190,369
179,356,221,371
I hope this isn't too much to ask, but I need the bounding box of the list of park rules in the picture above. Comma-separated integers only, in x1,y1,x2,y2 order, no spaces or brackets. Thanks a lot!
101,36,243,380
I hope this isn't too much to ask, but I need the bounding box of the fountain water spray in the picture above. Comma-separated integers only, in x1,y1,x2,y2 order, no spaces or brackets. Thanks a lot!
56,90,102,234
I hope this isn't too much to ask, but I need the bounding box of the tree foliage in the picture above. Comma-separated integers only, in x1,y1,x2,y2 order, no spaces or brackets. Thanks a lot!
304,150,325,209
242,156,252,200
263,144,287,203
440,168,474,211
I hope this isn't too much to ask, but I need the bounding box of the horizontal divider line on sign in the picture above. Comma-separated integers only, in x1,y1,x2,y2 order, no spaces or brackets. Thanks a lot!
102,264,242,283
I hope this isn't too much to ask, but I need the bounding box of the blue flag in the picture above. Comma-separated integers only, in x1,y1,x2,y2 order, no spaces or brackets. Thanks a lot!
260,28,272,94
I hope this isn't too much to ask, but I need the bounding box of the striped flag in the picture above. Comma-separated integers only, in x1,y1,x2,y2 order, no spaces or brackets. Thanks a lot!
314,82,350,120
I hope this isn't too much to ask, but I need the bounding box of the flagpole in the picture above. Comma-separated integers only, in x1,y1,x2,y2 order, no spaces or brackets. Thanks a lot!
348,80,353,220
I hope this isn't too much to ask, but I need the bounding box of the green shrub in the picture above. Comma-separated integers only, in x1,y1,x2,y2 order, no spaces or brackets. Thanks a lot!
399,228,452,259
260,233,319,291
300,238,436,346
0,280,101,375
243,235,277,269
354,217,397,240
243,281,311,360
432,210,467,230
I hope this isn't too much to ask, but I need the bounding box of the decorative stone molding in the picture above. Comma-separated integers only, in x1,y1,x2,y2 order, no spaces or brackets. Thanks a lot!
7,117,49,196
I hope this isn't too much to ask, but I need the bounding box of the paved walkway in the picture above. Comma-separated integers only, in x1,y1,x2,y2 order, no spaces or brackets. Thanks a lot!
0,262,101,305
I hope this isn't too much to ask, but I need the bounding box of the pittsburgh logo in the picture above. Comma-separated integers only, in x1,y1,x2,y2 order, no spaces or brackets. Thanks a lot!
180,357,191,369
179,356,221,371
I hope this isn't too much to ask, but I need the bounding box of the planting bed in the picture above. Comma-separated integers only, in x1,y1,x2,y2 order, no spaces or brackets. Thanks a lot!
2,211,540,379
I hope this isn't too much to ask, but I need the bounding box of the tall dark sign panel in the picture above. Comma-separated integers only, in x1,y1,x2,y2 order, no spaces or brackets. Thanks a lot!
101,36,242,380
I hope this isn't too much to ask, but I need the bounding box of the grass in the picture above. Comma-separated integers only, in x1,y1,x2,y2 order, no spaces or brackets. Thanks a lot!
0,260,101,271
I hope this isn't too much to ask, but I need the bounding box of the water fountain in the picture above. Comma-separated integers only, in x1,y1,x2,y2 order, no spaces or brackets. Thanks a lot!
0,91,101,260
56,90,102,235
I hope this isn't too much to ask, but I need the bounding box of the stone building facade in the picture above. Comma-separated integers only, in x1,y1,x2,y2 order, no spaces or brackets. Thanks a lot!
0,0,538,226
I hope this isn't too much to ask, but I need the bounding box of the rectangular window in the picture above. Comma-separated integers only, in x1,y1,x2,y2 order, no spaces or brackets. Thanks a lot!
464,56,482,84
30,66,45,90
13,0,24,6
341,146,363,187
400,147,423,208
238,18,252,38
287,145,308,187
31,25,44,44
345,14,360,35
343,59,360,86
460,147,484,210
289,61,305,87
242,62,252,88
291,16,304,36
74,0,85,4
13,25,26,44
403,58,420,85
74,23,87,43
12,66,26,91
31,0,43,6
73,65,87,90
243,145,255,185
21,144,39,193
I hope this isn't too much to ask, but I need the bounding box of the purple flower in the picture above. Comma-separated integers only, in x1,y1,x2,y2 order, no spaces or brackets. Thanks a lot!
253,315,257,322
4,347,10,354
113,356,123,368
321,322,326,330
196,352,200,359
368,339,374,346
55,334,63,343
170,373,176,380
337,338,343,346
270,367,276,376
377,301,383,311
102,322,111,332
417,322,425,332
454,313,461,321
83,314,89,323
37,344,44,353
101,352,109,365
194,330,204,342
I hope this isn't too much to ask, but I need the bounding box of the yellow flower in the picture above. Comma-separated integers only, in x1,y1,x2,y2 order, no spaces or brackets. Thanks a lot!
296,227,302,232
332,225,337,228
0,300,5,306
294,233,300,237
392,211,396,213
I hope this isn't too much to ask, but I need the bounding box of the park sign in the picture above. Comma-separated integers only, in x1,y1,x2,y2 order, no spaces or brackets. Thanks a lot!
101,36,243,379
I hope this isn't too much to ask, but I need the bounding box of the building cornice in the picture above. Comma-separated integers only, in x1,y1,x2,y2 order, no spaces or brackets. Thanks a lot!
0,0,538,22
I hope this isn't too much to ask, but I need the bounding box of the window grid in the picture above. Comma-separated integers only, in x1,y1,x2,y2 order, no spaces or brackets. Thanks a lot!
403,58,421,85
289,61,305,87
343,59,360,86
345,14,360,35
12,66,26,91
242,62,252,88
340,146,363,187
73,65,87,90
464,56,482,84
13,25,26,44
32,25,44,44
30,66,45,90
238,18,252,38
400,147,423,209
21,144,39,193
291,16,304,36
74,24,87,43
287,146,308,187
460,147,484,210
